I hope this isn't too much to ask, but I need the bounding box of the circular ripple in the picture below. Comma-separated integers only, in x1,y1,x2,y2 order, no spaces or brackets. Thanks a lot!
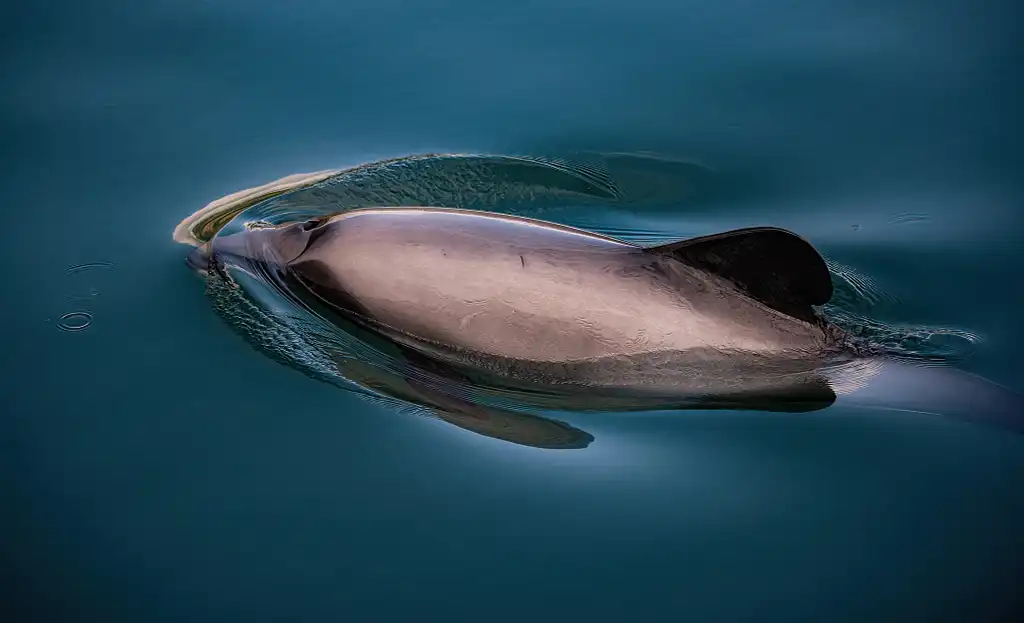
56,311,93,332
64,262,114,275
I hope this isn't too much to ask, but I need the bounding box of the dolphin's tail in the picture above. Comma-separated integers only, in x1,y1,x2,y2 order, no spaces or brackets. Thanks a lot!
832,358,1024,433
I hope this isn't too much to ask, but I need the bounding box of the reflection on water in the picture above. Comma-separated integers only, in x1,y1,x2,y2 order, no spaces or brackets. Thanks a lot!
176,153,1010,449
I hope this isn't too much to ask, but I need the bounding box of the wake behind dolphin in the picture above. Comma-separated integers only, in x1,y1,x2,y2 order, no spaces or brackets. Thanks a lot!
178,154,1021,448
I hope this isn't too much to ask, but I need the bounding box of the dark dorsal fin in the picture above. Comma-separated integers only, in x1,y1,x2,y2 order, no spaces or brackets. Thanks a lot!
648,227,833,323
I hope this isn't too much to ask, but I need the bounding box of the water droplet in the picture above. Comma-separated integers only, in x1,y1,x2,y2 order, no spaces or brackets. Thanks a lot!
57,311,93,332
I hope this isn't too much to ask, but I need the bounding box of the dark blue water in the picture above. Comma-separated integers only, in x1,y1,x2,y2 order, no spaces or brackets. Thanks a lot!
3,2,1023,621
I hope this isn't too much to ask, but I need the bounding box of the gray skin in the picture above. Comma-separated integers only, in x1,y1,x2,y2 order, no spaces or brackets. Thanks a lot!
197,207,847,405
290,209,830,358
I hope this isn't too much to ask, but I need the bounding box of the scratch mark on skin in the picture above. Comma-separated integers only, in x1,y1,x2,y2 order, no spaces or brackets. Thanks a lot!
520,255,525,268
459,310,486,329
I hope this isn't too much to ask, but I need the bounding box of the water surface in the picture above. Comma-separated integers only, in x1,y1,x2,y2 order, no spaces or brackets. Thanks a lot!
3,2,1023,621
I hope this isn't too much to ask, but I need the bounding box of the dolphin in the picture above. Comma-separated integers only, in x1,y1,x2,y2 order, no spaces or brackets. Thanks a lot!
189,206,1022,439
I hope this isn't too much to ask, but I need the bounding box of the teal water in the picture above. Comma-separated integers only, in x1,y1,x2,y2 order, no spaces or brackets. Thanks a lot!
3,2,1023,621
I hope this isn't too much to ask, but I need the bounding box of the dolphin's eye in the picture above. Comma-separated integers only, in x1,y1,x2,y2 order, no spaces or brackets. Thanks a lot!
302,216,329,231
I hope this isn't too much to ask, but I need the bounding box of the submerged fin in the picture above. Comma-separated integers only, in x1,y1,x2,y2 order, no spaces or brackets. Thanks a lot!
428,400,595,450
649,227,833,323
395,375,595,449
838,359,1024,434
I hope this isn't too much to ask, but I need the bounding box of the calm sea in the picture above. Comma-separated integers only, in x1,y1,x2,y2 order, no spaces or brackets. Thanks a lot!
3,2,1022,621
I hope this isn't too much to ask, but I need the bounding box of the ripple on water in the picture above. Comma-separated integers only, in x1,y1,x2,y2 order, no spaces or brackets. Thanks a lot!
56,311,93,332
887,212,931,225
55,262,114,332
64,262,114,275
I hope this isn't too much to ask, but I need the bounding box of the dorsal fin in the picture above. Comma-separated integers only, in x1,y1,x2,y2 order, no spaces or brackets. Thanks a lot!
648,227,833,323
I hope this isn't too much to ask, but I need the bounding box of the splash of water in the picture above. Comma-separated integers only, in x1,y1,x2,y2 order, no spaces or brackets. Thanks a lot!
823,258,981,363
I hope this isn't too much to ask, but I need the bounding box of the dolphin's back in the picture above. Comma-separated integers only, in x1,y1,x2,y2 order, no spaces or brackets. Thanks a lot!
288,208,829,364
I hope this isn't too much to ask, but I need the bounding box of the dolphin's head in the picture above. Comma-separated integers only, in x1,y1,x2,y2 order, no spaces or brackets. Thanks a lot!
187,215,333,275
